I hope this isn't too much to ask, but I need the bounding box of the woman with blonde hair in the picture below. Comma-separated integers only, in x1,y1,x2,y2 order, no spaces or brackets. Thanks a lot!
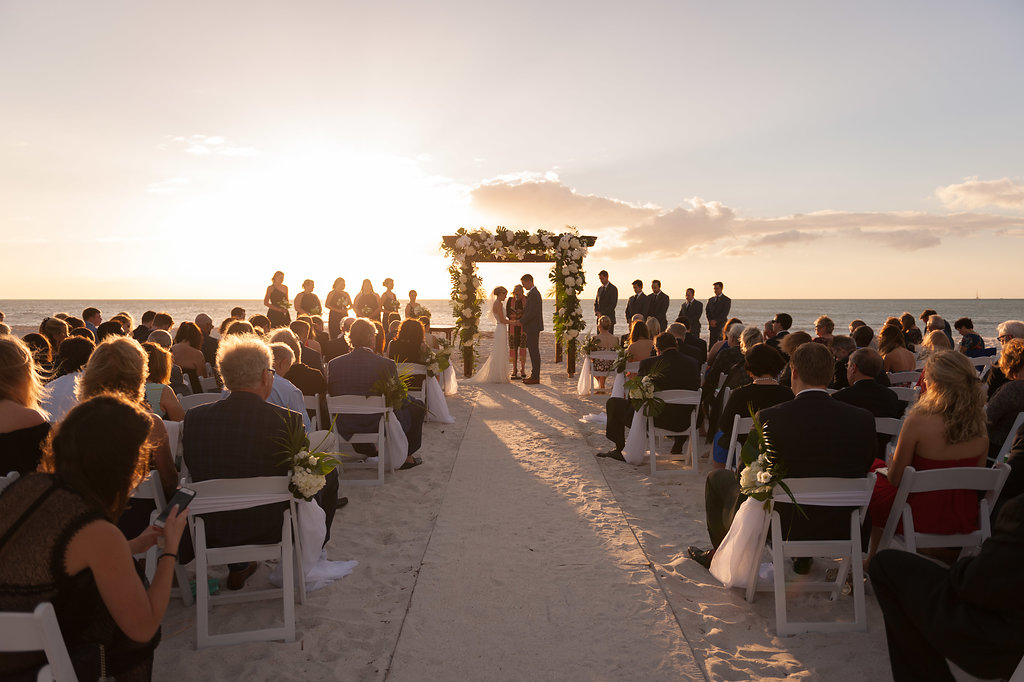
813,315,835,345
142,342,185,421
645,317,661,339
78,337,177,502
878,324,916,373
592,315,619,390
0,335,50,474
625,318,653,363
867,351,989,564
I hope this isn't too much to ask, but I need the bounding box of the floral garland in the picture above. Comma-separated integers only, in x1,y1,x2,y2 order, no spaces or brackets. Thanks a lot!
441,227,589,374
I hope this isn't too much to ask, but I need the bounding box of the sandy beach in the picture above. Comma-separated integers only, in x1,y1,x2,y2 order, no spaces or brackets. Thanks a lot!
141,330,931,681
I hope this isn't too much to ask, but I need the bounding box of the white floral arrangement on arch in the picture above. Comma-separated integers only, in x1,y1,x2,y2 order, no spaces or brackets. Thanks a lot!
441,227,590,374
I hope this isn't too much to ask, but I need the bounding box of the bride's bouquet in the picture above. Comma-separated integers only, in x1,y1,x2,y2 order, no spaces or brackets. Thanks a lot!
278,417,338,501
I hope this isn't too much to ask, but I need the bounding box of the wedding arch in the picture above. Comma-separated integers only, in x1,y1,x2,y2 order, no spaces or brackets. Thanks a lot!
441,228,597,377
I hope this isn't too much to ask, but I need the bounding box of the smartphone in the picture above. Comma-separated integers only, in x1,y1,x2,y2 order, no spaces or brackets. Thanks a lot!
154,487,197,527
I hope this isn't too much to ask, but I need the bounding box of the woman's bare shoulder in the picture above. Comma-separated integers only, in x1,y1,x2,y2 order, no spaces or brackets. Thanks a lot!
0,401,46,433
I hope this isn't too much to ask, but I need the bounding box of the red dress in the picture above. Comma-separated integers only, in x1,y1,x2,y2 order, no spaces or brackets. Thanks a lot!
869,455,981,534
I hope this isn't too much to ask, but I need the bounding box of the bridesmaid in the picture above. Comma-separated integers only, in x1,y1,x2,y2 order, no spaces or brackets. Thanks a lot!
294,279,322,317
353,279,381,320
264,271,290,328
325,277,352,339
380,278,399,326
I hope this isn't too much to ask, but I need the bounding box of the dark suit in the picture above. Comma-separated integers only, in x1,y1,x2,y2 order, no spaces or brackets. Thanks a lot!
676,298,704,337
594,283,618,331
646,291,670,330
870,495,1024,681
705,294,731,341
834,379,903,459
300,345,323,373
201,334,219,368
605,348,700,449
183,391,299,548
766,329,789,353
326,347,425,456
624,292,648,321
684,332,708,365
132,325,151,343
757,391,875,540
521,286,543,380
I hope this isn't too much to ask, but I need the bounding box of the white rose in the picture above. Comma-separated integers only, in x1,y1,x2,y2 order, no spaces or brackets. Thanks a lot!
561,266,570,275
462,307,472,316
459,275,467,284
529,234,540,244
464,246,476,256
567,329,579,338
564,277,574,287
455,235,471,249
757,471,773,485
570,238,581,249
558,307,566,316
569,263,578,273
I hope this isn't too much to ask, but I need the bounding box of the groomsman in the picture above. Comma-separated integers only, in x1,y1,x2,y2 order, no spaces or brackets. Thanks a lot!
624,280,648,321
647,280,670,330
675,288,703,338
706,281,731,342
594,270,618,333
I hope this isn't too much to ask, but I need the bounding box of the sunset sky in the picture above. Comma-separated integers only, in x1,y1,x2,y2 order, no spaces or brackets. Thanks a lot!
3,1,1023,300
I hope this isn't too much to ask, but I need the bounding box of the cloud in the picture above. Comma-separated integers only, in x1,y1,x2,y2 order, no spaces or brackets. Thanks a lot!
162,134,258,158
469,175,1024,259
936,177,1024,210
146,177,190,194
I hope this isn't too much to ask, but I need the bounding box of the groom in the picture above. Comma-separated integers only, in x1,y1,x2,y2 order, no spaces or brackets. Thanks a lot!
520,274,543,385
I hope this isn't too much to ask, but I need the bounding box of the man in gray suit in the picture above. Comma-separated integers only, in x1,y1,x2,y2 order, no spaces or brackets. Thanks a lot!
521,274,543,385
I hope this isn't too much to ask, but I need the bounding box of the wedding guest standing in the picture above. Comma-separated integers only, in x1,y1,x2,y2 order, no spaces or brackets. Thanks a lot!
325,278,352,339
294,279,322,317
594,270,618,334
624,280,648,321
706,281,731,342
647,280,670,331
264,270,291,328
353,279,381,320
675,288,703,339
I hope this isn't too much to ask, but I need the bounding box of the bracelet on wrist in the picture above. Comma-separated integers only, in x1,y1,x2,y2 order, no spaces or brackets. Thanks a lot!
159,552,178,562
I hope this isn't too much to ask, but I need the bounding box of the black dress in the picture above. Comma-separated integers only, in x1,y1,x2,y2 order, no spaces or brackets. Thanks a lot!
325,290,351,339
267,287,291,328
353,292,380,320
296,292,322,316
0,422,51,475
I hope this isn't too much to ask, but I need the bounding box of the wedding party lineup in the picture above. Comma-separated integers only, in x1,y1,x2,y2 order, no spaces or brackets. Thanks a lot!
3,2,1024,680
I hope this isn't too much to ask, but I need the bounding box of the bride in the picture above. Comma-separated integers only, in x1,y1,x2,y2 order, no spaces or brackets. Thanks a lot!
467,286,511,384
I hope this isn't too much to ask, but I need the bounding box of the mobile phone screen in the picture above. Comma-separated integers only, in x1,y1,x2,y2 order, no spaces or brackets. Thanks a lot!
155,487,196,527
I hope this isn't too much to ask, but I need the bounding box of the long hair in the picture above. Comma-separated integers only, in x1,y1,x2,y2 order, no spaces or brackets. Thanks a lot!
912,351,987,444
0,336,45,409
877,325,906,355
39,394,153,521
78,336,147,404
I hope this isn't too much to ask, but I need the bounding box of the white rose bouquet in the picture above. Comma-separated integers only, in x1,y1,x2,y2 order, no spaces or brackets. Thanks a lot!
738,405,807,517
278,418,338,501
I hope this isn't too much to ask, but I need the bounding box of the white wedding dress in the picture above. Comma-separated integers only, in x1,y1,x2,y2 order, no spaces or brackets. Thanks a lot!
467,297,511,384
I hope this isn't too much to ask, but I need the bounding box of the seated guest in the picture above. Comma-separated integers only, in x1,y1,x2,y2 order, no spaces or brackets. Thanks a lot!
321,328,352,362
870,495,1024,682
41,336,95,423
151,311,174,334
739,326,763,354
688,343,875,570
923,311,955,347
110,314,134,336
195,313,219,367
668,322,701,366
625,319,653,363
385,319,402,351
829,335,857,389
269,329,326,399
230,306,246,320
620,313,645,347
812,315,834,345
132,309,156,342
674,318,707,364
592,316,620,389
986,338,1024,460
171,321,208,385
866,351,989,565
918,329,952,368
987,320,1024,399
327,318,425,469
954,316,986,355
0,395,189,681
418,316,440,351
248,314,271,335
38,317,69,362
266,343,312,432
851,324,875,349
226,320,255,336
295,315,322,354
710,344,793,470
289,319,323,370
142,342,185,421
95,320,127,344
372,320,386,355
388,318,430,389
879,325,916,373
645,316,661,340
0,336,51,474
185,335,331,587
82,306,101,335
766,313,792,352
834,348,902,458
900,311,923,347
146,329,190,396
708,317,743,365
310,315,330,349
22,332,54,376
598,332,700,461
777,330,813,386
700,323,747,434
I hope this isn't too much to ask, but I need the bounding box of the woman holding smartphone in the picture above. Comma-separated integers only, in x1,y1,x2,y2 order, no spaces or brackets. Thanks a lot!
0,395,189,681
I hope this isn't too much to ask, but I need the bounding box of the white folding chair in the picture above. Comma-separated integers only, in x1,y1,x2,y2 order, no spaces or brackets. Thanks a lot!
745,475,876,636
302,394,323,431
178,393,221,412
396,363,429,416
725,414,754,471
879,463,1010,558
1010,655,1024,682
187,476,304,648
890,386,920,406
163,419,182,469
645,389,701,475
130,470,194,606
887,370,921,386
326,395,392,486
875,416,905,462
198,375,218,393
995,412,1024,464
0,603,76,682
587,351,618,393
969,354,995,379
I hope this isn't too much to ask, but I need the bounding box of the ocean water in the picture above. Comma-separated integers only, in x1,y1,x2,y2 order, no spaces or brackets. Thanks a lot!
3,298,1023,346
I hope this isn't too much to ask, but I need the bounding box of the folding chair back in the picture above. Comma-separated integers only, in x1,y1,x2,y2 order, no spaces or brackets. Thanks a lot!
0,603,76,682
995,412,1024,464
879,463,1010,556
199,375,219,393
130,470,193,606
887,370,920,386
187,476,303,648
396,363,429,415
178,393,221,411
725,414,754,471
587,351,618,385
890,386,920,406
646,389,701,475
326,395,391,485
302,394,323,431
163,419,182,468
747,475,876,635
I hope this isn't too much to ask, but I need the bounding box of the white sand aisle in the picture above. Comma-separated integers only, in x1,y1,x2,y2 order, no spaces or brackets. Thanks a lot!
387,382,705,681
